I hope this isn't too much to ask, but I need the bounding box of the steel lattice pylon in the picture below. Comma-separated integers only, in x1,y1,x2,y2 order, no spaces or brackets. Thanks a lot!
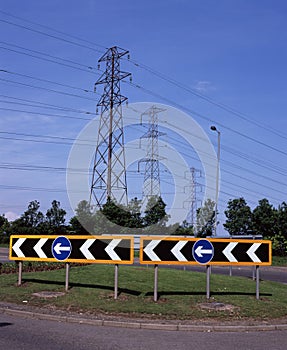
139,106,165,207
90,46,131,208
186,167,201,228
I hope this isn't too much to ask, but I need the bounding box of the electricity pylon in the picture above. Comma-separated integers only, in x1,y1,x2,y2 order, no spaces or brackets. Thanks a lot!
138,106,165,207
90,46,131,208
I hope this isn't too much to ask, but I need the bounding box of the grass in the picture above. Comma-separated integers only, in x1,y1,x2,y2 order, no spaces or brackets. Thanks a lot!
0,264,286,321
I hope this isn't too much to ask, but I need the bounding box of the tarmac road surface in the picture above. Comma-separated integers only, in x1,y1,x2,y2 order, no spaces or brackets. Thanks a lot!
0,313,287,350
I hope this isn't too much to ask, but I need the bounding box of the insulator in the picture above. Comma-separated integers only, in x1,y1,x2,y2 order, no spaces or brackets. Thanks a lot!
127,54,130,60
98,64,100,70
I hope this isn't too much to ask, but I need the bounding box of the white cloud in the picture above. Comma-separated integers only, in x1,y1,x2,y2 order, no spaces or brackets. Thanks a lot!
194,81,214,93
5,211,20,222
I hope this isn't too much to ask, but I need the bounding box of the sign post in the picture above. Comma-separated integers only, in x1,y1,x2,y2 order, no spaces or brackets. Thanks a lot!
10,235,134,296
140,237,272,299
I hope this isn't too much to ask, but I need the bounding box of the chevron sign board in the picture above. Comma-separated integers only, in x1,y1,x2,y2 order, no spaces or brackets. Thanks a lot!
10,235,134,264
140,237,272,266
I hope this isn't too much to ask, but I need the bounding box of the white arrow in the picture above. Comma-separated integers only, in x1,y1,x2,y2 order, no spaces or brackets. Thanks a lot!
105,239,121,260
34,238,48,258
54,243,71,255
171,241,188,261
12,238,26,257
80,239,96,260
247,243,261,263
195,246,213,258
143,240,161,261
223,242,238,262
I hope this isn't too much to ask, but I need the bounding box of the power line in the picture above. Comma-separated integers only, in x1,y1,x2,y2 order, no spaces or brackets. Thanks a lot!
0,10,107,50
0,18,104,54
129,58,287,141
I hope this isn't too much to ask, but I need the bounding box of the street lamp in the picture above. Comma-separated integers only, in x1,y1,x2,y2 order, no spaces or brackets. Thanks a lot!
210,125,221,236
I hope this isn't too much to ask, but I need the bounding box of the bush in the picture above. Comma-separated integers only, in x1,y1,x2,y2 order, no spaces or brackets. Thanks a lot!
267,234,287,256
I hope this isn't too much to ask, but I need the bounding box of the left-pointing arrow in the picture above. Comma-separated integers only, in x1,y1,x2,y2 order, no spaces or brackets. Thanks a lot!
34,238,48,258
80,239,96,260
195,246,213,258
12,238,26,257
223,242,238,262
105,239,121,260
171,241,187,261
54,243,71,255
144,240,161,261
247,243,261,263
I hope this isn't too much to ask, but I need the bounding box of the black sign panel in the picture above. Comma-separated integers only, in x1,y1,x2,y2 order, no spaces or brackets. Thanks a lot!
140,237,271,265
10,235,134,264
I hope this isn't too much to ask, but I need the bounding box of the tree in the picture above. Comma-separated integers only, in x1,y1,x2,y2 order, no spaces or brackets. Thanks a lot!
44,200,67,234
252,198,277,238
196,199,215,237
277,202,287,240
126,197,144,228
172,220,194,236
21,200,44,228
70,200,95,234
0,214,10,243
143,196,169,232
224,198,253,235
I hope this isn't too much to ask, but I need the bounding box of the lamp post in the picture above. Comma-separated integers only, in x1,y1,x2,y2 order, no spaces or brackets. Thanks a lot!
210,126,220,236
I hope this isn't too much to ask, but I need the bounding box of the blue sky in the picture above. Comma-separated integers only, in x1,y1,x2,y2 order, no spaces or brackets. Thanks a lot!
1,0,287,234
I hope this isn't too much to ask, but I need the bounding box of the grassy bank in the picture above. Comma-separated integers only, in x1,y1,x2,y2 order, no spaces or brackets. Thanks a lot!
0,264,286,320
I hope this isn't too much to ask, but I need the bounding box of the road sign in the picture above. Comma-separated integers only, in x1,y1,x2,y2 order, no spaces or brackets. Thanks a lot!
192,239,214,264
10,235,134,264
140,237,272,265
52,236,72,261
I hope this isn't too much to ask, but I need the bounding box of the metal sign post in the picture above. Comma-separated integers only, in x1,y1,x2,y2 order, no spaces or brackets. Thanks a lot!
206,265,211,299
17,261,23,286
114,264,119,300
10,235,134,295
65,263,70,292
256,265,260,300
140,236,272,299
154,264,158,302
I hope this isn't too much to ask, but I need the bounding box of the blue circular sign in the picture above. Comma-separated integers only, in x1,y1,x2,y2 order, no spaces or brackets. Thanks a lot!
52,236,72,261
192,239,214,264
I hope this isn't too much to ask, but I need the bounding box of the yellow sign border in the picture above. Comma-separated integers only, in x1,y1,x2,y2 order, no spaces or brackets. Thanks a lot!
140,236,272,266
9,235,134,264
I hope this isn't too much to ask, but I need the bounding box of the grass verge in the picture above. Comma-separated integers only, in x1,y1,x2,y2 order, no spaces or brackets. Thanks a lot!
0,264,286,321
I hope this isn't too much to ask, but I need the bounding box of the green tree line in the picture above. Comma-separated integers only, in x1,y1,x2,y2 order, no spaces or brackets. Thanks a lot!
1,196,286,256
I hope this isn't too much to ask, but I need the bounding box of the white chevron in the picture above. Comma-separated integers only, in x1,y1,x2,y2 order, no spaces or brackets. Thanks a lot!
143,240,161,261
80,239,96,260
105,239,121,260
34,238,48,258
171,241,187,261
247,243,261,263
223,242,238,262
12,238,26,257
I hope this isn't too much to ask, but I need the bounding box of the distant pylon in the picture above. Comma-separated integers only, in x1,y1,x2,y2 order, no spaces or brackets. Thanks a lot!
90,46,131,208
186,167,201,227
138,106,165,207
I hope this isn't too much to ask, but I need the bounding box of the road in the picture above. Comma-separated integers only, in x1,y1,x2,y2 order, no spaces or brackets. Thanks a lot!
0,247,10,263
0,313,286,350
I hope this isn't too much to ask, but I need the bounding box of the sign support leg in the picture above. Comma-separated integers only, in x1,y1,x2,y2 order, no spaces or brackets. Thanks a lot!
65,263,70,292
256,265,260,300
206,265,211,299
154,264,158,302
17,261,23,286
114,264,119,300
